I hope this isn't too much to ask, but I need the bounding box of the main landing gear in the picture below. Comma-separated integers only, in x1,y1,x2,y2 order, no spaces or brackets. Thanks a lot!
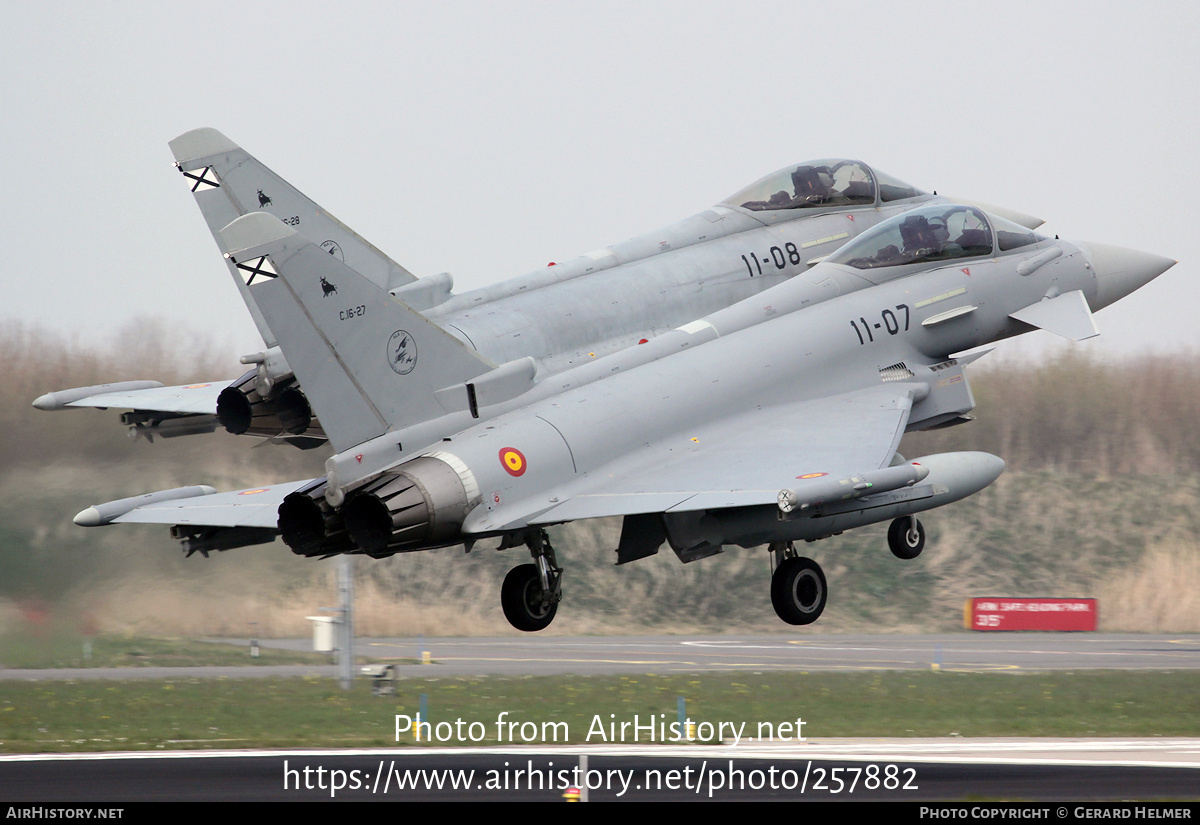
768,542,827,625
500,529,562,632
767,518,925,626
887,516,925,560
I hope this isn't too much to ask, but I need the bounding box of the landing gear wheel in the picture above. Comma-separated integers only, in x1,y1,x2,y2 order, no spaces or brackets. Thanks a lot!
888,516,925,560
770,557,827,625
501,563,558,632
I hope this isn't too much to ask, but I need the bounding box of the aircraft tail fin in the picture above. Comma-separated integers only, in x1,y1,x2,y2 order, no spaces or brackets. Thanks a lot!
219,213,493,452
169,128,420,345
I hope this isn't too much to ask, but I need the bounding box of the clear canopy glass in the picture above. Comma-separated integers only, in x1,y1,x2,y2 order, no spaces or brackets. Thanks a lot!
827,205,995,270
994,215,1046,252
724,160,924,212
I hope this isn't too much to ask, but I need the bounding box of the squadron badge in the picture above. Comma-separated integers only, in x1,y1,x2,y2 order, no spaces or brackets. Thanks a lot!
387,330,417,375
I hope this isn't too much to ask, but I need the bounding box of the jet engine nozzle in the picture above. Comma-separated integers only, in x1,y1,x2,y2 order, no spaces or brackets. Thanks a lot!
340,453,480,557
217,370,315,436
1080,242,1176,311
278,481,353,557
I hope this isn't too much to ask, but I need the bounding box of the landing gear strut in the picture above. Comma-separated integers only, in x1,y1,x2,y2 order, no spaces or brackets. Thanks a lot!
501,529,562,632
888,516,925,560
768,542,827,625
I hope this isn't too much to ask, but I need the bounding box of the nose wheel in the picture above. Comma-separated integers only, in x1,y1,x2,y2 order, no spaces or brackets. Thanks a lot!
769,547,827,625
888,516,925,559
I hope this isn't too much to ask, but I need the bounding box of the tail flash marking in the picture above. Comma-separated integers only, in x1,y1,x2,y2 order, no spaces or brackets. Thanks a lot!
232,256,277,285
181,166,221,192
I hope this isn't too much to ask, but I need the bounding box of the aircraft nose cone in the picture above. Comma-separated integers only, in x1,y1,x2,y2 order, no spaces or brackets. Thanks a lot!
1080,242,1176,310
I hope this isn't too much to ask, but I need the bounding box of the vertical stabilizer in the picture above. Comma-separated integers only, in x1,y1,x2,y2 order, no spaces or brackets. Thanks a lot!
219,213,493,452
169,128,419,345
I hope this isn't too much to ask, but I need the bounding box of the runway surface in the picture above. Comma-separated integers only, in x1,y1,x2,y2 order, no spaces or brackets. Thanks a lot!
2,635,1197,801
2,633,1197,680
2,741,1197,801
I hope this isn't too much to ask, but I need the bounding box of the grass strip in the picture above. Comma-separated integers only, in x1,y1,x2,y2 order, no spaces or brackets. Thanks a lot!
0,670,1197,753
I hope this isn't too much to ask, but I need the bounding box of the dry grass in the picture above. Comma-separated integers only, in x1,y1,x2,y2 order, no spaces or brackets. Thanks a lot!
903,348,1200,476
79,571,512,638
1097,539,1200,631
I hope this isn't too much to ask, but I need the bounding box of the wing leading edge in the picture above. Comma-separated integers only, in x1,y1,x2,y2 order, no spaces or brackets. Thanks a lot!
77,479,318,529
31,381,227,415
518,383,920,526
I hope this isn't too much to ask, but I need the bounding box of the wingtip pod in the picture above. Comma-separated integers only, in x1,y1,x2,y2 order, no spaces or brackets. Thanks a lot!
74,485,218,527
32,380,166,411
219,212,297,258
73,507,106,527
168,127,239,167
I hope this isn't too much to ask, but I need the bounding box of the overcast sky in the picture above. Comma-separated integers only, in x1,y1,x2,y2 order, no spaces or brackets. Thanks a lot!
5,1,1197,370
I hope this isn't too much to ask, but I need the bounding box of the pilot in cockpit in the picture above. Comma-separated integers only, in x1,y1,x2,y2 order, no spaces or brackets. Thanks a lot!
898,215,945,259
790,165,833,205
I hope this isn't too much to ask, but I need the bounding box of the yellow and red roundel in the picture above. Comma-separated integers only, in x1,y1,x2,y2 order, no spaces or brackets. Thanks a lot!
796,472,828,480
499,447,527,477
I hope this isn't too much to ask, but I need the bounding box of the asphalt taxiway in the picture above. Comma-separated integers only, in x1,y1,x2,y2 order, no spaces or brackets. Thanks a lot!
2,635,1196,801
2,633,1196,680
2,741,1198,801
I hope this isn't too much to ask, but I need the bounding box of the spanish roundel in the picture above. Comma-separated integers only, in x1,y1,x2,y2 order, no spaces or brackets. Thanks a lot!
500,447,527,477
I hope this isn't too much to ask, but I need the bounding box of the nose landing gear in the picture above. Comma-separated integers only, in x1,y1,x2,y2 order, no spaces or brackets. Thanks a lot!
888,516,925,559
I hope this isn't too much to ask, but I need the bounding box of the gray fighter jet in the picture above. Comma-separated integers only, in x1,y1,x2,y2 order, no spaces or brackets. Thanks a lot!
59,200,1174,629
34,129,1040,449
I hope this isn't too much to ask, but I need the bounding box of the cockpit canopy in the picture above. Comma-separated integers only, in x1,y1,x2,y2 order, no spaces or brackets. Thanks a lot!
825,204,1048,271
724,160,924,212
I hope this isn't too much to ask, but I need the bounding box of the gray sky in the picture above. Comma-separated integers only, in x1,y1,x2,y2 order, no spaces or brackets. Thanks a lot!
5,1,1197,368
